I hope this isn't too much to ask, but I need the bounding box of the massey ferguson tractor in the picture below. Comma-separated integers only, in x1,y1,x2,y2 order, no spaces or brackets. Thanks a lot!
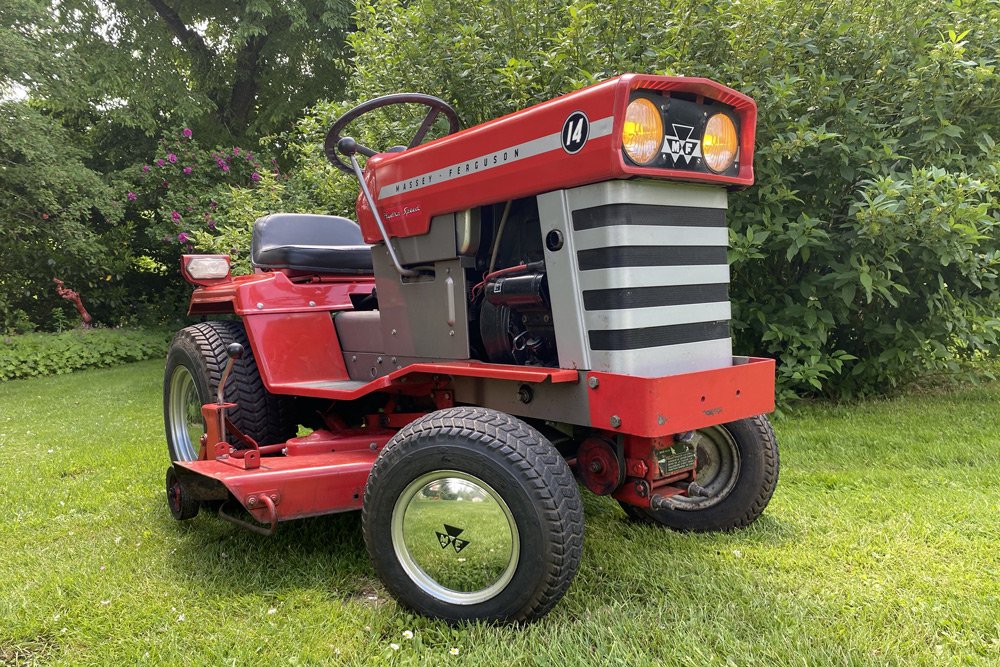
163,74,779,623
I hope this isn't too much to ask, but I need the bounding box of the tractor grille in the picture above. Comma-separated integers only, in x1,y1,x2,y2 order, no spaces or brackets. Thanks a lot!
540,181,733,377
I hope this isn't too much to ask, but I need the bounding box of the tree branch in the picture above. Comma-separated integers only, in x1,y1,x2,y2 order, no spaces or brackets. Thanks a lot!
145,0,216,71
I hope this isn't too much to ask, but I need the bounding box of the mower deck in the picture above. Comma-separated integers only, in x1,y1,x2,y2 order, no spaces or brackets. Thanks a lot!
174,450,377,526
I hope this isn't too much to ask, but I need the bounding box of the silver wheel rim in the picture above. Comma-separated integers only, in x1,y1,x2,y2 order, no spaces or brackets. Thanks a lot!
390,470,520,605
672,425,740,511
167,365,204,461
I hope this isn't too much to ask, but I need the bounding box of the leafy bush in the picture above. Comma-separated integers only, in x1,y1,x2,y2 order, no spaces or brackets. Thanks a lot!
0,101,132,332
340,0,1000,398
0,328,171,381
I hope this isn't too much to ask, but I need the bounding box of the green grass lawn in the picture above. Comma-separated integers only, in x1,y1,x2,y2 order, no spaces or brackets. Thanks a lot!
1,360,998,666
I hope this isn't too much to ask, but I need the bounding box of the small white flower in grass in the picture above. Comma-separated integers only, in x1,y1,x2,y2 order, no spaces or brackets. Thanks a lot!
389,643,400,651
450,648,460,656
268,607,277,615
732,549,742,558
403,630,414,639
100,599,110,606
177,613,186,622
47,449,54,454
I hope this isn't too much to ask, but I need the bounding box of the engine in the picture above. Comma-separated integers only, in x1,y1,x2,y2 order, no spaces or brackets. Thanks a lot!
474,199,559,368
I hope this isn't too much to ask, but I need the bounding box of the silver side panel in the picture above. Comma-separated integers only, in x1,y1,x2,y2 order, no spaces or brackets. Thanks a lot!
538,179,732,378
372,250,470,359
589,339,733,377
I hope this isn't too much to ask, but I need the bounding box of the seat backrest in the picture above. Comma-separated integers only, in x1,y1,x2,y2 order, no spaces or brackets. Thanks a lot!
252,214,364,259
251,213,373,275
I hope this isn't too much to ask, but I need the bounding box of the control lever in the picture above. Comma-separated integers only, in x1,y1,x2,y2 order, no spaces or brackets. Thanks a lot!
216,343,243,444
339,136,419,278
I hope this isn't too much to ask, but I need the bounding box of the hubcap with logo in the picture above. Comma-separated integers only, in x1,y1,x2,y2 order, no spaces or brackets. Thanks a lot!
390,470,520,605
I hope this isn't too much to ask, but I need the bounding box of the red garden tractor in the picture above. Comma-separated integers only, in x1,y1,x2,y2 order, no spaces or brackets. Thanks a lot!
163,74,778,623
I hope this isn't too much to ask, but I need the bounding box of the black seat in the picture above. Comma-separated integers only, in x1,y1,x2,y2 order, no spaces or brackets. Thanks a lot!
251,213,373,274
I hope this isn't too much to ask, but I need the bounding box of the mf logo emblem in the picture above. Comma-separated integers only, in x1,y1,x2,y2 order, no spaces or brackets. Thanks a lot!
436,524,470,553
561,111,590,154
663,124,702,164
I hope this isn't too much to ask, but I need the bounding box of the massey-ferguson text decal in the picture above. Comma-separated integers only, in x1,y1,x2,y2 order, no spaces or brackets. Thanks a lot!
377,116,613,200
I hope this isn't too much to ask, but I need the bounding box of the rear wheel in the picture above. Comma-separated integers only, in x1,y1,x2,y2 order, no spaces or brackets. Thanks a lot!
621,415,779,532
363,407,583,623
163,321,295,462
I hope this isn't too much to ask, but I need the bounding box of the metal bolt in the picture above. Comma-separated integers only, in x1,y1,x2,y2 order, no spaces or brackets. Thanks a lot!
449,330,455,336
369,442,377,451
269,494,279,503
657,415,666,425
391,329,397,336
587,376,599,389
391,357,397,364
308,300,316,307
377,356,383,364
610,415,622,428
589,459,603,473
256,302,264,310
352,355,357,362
247,497,257,507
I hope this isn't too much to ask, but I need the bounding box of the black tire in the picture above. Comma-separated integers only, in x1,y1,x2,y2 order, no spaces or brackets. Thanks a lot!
163,321,296,462
166,466,199,520
362,407,583,623
621,414,779,532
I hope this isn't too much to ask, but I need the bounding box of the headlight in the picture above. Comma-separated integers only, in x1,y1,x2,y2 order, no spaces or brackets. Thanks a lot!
622,98,663,165
182,255,230,282
702,113,738,173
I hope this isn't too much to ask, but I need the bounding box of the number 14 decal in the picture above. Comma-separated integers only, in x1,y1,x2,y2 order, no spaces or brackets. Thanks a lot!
561,111,590,154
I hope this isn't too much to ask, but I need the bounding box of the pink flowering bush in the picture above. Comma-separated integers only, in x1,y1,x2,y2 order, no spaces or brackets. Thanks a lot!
126,127,272,255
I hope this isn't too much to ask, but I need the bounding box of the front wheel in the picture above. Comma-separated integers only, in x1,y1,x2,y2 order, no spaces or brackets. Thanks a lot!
362,407,584,623
621,414,779,532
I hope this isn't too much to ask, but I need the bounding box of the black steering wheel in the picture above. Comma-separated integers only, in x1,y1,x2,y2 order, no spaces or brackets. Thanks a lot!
324,93,461,174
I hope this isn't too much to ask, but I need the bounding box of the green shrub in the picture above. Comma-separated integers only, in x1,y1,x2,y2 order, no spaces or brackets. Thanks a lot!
339,0,1000,398
0,328,171,381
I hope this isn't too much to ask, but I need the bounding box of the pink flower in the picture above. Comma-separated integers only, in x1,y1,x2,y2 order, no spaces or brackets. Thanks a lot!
167,153,177,163
161,180,169,189
171,210,181,222
155,158,165,167
182,127,192,138
141,164,150,173
207,220,216,231
221,164,229,172
177,232,189,243
250,172,261,182
233,147,240,156
182,166,192,175
126,191,137,201
209,201,217,209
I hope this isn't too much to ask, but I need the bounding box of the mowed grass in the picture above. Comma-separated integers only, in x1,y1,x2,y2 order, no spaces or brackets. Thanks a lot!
0,360,998,666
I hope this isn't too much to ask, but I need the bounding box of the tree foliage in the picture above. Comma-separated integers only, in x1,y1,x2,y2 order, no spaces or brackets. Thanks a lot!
338,0,1000,397
42,0,353,146
0,101,130,332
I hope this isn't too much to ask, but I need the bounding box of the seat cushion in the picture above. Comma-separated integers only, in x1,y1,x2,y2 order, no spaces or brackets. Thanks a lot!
251,214,373,274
